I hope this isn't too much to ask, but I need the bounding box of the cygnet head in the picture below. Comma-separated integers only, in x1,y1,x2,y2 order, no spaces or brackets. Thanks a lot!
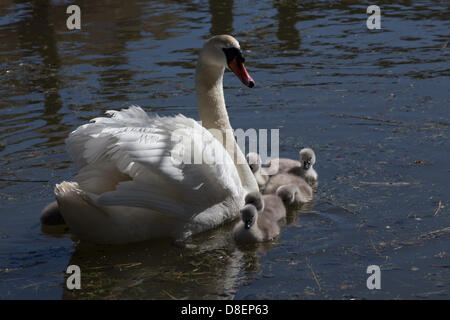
240,204,258,230
199,35,254,88
246,152,262,173
276,184,299,205
300,148,316,170
244,192,264,211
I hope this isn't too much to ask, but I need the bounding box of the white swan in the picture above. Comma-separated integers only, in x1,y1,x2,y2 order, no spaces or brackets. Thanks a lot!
52,35,259,244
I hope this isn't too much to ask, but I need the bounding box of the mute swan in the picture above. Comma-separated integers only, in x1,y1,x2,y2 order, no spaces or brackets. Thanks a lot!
264,173,313,205
48,35,260,244
268,148,318,186
233,192,286,243
246,152,269,190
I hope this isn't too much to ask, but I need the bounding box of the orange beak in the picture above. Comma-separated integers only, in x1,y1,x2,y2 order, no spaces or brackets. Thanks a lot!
229,57,255,88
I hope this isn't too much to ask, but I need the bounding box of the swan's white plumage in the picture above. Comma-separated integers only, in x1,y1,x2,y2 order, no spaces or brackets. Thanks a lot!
56,106,244,243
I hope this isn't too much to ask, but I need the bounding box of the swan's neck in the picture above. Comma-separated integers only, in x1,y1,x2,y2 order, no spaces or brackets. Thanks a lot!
195,62,230,132
195,61,258,194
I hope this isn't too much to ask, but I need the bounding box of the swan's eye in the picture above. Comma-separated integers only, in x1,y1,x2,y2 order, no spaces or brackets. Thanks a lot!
222,47,245,65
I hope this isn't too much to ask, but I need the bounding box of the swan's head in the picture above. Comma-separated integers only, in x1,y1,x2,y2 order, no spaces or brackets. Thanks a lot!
246,152,262,173
201,35,255,88
300,148,316,170
276,184,299,205
244,192,264,211
240,204,258,229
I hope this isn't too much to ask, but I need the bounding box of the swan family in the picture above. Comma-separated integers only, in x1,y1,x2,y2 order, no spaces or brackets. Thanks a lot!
42,35,318,244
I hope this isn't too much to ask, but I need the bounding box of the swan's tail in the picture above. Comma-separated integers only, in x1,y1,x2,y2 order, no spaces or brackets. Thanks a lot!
54,181,111,242
53,181,168,244
40,201,65,225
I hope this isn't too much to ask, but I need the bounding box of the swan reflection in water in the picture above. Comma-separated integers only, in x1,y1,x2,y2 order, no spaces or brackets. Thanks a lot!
59,201,313,299
61,222,273,299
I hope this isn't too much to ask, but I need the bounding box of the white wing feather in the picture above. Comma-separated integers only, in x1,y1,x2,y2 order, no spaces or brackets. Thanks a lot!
66,106,243,221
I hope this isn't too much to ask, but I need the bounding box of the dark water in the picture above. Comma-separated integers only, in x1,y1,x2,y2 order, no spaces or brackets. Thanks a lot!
0,0,449,299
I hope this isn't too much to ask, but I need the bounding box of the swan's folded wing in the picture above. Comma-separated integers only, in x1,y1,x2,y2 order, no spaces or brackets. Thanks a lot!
66,106,243,220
